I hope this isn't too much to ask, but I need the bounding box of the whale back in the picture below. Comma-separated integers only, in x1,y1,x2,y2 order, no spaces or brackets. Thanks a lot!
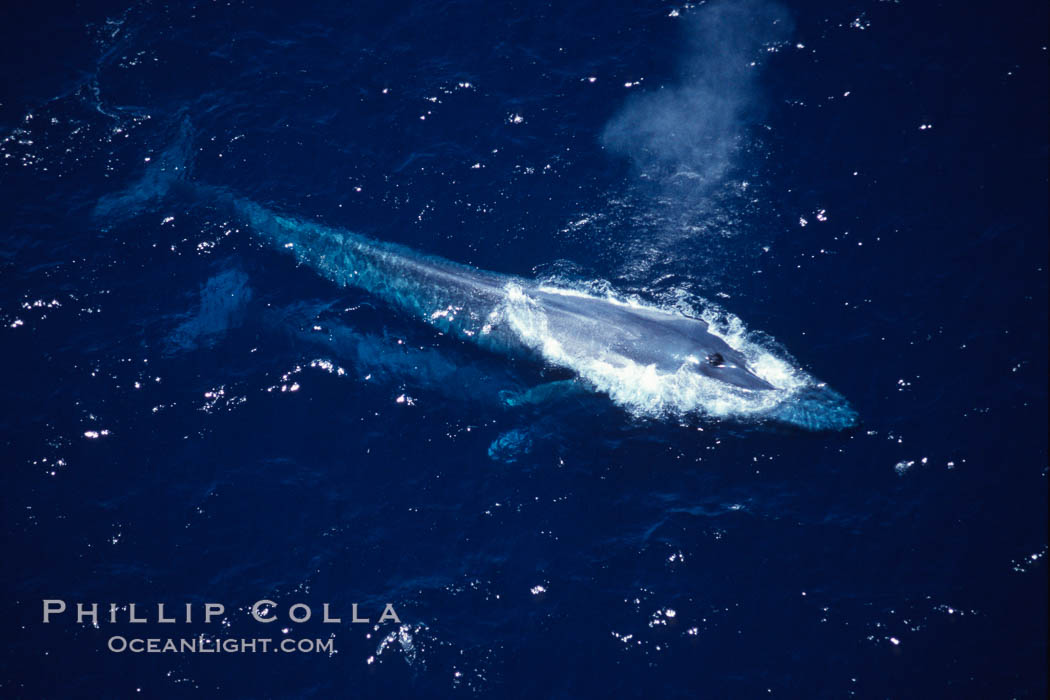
230,196,518,344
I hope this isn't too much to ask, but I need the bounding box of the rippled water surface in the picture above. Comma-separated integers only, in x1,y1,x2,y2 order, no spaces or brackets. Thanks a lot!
1,0,1046,697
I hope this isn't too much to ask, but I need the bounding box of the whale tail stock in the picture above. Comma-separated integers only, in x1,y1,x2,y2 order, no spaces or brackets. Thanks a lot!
90,115,340,249
91,115,271,236
93,113,197,221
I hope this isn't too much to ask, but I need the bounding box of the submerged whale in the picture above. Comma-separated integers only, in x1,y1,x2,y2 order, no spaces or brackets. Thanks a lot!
97,125,858,431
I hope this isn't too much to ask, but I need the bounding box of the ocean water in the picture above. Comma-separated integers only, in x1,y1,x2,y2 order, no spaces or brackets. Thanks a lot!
1,0,1046,697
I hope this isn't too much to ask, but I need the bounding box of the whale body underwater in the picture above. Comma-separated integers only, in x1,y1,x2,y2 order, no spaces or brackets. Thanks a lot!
98,135,858,432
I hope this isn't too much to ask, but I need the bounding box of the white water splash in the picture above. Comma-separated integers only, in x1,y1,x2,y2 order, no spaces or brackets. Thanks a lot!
498,282,832,426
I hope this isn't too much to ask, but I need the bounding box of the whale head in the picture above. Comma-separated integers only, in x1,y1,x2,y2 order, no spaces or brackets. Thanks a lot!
685,345,775,392
527,288,777,393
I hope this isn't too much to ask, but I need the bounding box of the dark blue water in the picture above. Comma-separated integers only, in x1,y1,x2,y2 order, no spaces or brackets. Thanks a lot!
2,1,1046,697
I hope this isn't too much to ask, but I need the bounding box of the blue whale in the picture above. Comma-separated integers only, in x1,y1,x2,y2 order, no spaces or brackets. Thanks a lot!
233,195,776,391
97,125,857,431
